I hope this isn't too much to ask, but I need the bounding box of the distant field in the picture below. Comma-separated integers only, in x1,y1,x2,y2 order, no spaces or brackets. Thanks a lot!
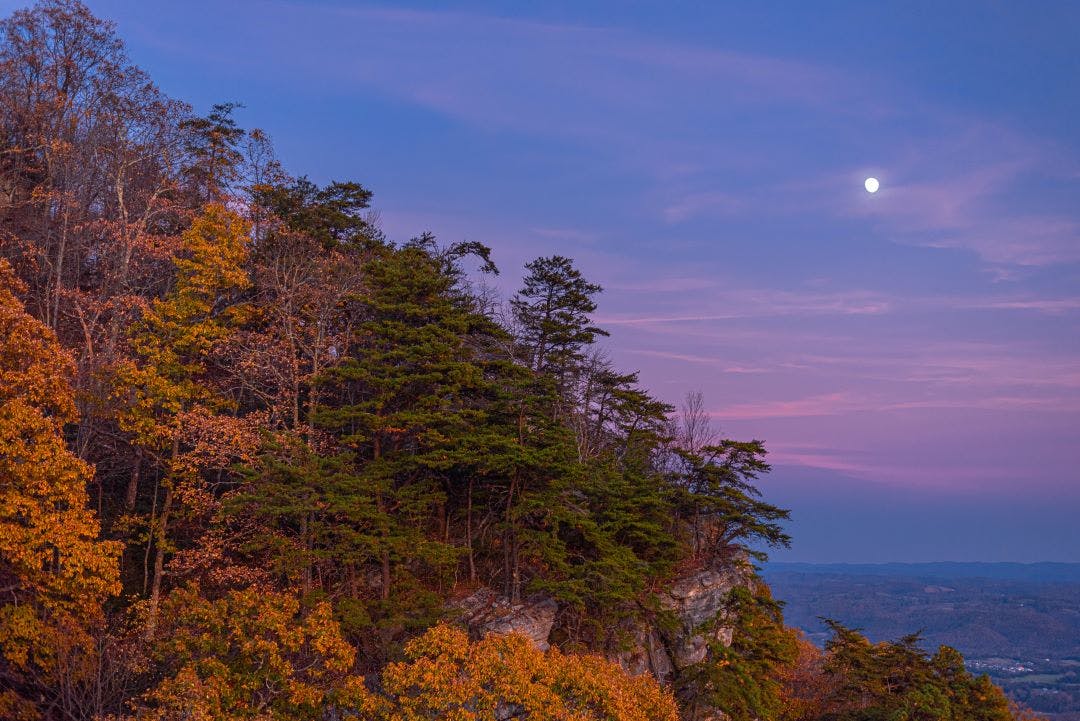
762,562,1080,721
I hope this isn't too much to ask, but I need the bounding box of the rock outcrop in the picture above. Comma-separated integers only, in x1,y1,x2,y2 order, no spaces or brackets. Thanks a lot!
453,588,559,651
453,557,755,696
657,561,748,668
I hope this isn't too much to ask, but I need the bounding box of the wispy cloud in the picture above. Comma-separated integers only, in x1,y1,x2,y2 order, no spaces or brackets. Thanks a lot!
962,297,1080,314
625,349,771,373
598,287,893,325
709,390,1080,421
528,227,601,245
663,190,744,223
835,128,1080,268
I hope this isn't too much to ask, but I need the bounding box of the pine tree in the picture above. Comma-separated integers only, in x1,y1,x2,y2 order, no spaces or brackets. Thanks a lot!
679,585,798,721
179,102,246,204
510,255,608,384
242,236,507,648
668,437,790,561
252,176,376,248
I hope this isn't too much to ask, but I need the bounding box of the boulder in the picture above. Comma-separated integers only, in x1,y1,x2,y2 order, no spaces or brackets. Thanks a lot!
454,588,558,651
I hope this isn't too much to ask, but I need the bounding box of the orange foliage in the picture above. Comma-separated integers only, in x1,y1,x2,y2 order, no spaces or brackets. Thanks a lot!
778,631,835,721
0,259,121,711
373,624,679,721
114,204,253,450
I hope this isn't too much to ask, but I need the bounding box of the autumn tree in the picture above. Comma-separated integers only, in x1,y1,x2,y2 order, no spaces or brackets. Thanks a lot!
0,259,120,719
374,624,679,721
0,0,185,338
139,584,374,721
779,632,835,721
111,204,251,632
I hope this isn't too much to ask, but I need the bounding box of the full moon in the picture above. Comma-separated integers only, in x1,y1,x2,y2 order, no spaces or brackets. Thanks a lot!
864,177,880,193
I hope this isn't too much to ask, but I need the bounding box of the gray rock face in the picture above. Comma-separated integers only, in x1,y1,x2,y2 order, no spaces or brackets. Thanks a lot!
657,562,750,669
454,588,558,651
452,558,753,721
615,622,676,682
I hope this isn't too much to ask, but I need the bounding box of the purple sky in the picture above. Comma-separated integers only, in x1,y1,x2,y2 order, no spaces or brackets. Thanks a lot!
35,0,1079,561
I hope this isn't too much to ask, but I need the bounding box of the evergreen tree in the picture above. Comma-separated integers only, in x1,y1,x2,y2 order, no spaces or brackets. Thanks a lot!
817,621,1016,721
679,585,798,721
180,102,246,204
252,176,376,248
510,255,608,384
668,437,791,561
241,236,507,651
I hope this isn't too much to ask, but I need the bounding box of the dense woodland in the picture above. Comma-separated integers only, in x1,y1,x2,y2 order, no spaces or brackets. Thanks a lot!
0,2,1035,719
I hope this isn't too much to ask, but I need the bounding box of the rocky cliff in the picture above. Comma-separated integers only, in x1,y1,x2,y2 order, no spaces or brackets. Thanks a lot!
454,557,756,719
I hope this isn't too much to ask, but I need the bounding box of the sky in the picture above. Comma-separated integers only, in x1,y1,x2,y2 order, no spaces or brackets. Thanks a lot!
20,0,1079,562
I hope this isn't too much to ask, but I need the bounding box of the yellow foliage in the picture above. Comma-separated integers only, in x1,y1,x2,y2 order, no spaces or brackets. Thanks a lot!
141,584,374,721
372,624,679,721
115,203,252,448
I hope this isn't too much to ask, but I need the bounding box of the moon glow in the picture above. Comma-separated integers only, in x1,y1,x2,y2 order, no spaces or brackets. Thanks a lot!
864,177,880,193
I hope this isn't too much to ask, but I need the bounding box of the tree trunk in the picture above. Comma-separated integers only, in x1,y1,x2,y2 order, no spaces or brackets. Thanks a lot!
467,477,476,583
504,470,518,602
145,436,179,638
381,551,391,601
125,448,142,509
301,512,312,595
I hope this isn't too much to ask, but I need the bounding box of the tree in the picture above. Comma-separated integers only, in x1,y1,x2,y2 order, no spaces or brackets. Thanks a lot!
252,176,375,248
666,393,790,562
374,624,679,721
678,585,798,721
510,255,608,384
111,204,251,632
779,631,835,721
0,0,185,336
179,102,246,204
140,584,374,721
814,621,1016,721
240,236,506,651
0,259,120,718
529,362,680,619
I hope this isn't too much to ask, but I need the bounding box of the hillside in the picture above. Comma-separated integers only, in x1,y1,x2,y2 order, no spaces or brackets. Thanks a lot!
765,563,1080,720
0,3,1045,721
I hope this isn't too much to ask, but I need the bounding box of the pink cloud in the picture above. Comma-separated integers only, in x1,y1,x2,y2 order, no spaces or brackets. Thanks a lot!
597,287,893,325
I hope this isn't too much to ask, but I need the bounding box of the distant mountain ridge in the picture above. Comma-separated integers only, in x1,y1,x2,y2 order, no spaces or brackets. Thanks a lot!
764,562,1080,583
